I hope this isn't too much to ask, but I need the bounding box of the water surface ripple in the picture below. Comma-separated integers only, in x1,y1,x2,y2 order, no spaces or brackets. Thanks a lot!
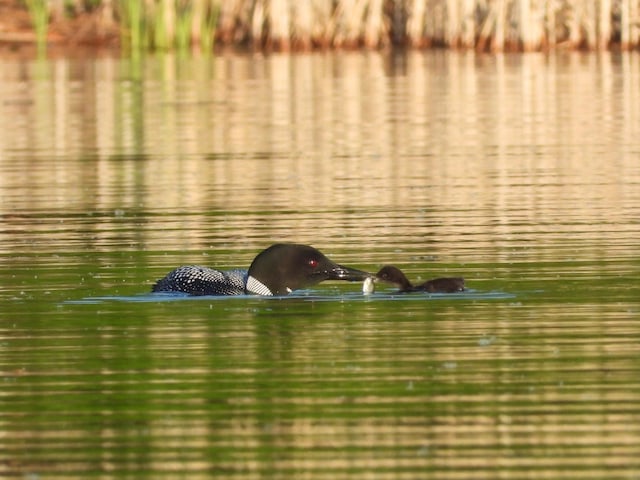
1,51,639,479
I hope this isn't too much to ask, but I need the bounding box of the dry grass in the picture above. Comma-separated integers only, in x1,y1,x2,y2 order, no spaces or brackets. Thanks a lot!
21,0,640,52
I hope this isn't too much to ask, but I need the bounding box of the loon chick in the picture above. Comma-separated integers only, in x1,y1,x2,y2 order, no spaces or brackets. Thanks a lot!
376,265,465,293
152,243,371,296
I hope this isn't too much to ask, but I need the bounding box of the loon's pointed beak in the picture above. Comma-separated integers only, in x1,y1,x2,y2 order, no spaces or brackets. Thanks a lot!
327,264,372,282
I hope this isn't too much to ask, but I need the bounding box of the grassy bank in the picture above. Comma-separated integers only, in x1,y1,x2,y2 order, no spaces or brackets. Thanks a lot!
20,0,640,52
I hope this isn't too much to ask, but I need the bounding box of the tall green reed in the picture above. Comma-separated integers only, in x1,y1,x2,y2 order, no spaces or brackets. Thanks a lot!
117,0,218,52
24,0,49,54
118,0,145,51
174,1,193,51
180,0,219,52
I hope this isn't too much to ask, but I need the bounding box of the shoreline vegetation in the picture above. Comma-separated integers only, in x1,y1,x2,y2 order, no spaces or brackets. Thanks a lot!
3,0,640,55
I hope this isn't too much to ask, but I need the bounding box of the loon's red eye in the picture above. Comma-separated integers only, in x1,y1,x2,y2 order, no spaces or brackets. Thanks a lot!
308,259,319,268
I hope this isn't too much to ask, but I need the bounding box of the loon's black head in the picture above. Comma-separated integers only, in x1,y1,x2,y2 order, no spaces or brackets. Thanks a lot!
246,243,371,296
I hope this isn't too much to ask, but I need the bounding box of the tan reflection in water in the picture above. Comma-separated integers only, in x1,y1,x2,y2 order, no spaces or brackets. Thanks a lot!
0,52,638,261
0,52,638,205
113,308,638,478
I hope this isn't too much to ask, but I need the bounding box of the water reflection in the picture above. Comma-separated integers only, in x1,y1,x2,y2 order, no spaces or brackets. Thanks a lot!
3,297,639,477
1,51,639,478
1,55,638,239
1,53,639,213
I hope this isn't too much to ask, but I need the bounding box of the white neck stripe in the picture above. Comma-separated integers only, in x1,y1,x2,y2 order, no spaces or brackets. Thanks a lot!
246,275,273,296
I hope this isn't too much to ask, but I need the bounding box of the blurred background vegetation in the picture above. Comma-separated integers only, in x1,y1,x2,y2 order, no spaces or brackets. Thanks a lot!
8,0,640,53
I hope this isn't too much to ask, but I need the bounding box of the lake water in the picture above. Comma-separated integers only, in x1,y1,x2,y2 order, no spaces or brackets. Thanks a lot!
1,50,639,479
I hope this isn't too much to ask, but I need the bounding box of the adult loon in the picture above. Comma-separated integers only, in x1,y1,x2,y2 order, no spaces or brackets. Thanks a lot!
152,243,371,296
375,265,465,293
